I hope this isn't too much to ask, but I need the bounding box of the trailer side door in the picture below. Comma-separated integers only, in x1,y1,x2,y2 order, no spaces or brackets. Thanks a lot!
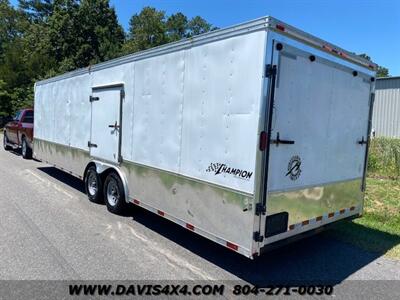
89,84,124,164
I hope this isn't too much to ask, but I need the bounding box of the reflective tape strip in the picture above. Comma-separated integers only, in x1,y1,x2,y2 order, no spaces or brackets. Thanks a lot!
288,206,359,231
226,241,239,251
186,223,194,231
129,198,246,255
302,220,310,226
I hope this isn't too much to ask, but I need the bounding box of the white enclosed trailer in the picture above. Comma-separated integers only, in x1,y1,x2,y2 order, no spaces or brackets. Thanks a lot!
34,16,376,258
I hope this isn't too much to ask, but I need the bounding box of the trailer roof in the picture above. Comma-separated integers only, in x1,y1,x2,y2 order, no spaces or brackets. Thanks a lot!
376,76,400,81
36,16,376,86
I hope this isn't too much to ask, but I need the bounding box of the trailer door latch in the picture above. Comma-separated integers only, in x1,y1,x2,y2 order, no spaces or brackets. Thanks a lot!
271,132,295,146
358,136,367,145
88,141,97,148
253,231,264,242
89,96,99,102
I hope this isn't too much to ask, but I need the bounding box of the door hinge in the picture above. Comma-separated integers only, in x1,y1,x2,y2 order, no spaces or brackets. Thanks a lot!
87,141,97,148
265,64,277,78
89,96,99,102
253,231,264,242
358,136,367,145
255,202,266,216
120,89,125,98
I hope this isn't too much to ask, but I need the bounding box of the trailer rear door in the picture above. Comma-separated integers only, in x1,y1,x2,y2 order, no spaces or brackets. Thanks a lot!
263,41,373,238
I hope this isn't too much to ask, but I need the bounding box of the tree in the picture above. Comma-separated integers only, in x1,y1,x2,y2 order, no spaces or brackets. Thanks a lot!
166,12,188,42
124,8,217,55
358,53,389,78
18,0,54,22
75,0,124,67
0,0,31,116
125,6,167,53
0,0,22,55
187,16,213,37
1,0,126,116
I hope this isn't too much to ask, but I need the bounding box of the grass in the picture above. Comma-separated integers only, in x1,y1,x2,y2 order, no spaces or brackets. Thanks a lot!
368,137,400,179
329,177,400,259
329,137,400,259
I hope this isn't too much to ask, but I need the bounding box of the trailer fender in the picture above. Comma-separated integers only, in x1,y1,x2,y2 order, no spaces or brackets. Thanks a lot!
90,160,130,203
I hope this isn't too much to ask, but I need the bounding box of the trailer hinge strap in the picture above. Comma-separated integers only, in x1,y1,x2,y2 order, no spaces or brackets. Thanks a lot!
90,96,99,102
265,64,277,78
253,231,264,242
255,202,266,216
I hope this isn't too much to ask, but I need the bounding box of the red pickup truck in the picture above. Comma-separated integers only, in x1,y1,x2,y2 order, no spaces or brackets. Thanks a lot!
3,109,34,159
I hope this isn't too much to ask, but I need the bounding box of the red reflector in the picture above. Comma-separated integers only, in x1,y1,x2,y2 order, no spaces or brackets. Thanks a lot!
302,220,310,226
328,212,335,218
226,241,238,251
289,224,295,230
316,216,323,221
157,210,165,216
186,223,194,231
133,199,140,205
323,45,332,52
276,24,285,31
259,131,267,151
350,206,356,211
340,209,346,214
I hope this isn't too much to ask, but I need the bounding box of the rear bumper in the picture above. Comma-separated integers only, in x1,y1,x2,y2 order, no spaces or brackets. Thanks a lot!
263,205,361,246
258,212,360,256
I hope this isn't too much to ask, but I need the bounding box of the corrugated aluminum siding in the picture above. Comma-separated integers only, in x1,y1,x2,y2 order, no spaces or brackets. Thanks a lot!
372,77,400,138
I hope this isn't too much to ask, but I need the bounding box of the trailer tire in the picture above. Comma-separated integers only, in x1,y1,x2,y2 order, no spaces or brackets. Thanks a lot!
3,133,12,151
85,166,103,204
21,137,32,159
104,171,128,215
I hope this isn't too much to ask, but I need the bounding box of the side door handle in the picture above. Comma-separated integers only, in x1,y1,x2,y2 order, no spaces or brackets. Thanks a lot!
271,132,295,146
108,121,120,130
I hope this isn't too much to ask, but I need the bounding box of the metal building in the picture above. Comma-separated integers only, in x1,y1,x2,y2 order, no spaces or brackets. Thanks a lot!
372,76,400,138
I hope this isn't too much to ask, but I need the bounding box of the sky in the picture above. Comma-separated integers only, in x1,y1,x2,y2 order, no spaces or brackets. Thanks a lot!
11,0,400,75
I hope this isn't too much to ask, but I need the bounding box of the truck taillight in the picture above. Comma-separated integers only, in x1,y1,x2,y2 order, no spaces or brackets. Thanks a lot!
276,24,285,31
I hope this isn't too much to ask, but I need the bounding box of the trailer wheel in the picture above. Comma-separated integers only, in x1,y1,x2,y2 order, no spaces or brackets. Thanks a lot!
85,166,103,204
21,137,32,159
3,133,11,151
103,171,128,215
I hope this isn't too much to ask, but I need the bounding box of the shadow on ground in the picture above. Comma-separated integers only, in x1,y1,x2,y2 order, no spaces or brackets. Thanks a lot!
38,166,85,193
37,166,399,285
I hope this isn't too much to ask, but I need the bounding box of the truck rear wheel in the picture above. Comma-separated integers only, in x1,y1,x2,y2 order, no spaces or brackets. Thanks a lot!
103,171,128,215
85,166,103,204
3,133,12,151
21,137,32,159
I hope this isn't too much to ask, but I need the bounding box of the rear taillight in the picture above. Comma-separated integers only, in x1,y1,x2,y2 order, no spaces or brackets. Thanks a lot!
259,131,267,151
